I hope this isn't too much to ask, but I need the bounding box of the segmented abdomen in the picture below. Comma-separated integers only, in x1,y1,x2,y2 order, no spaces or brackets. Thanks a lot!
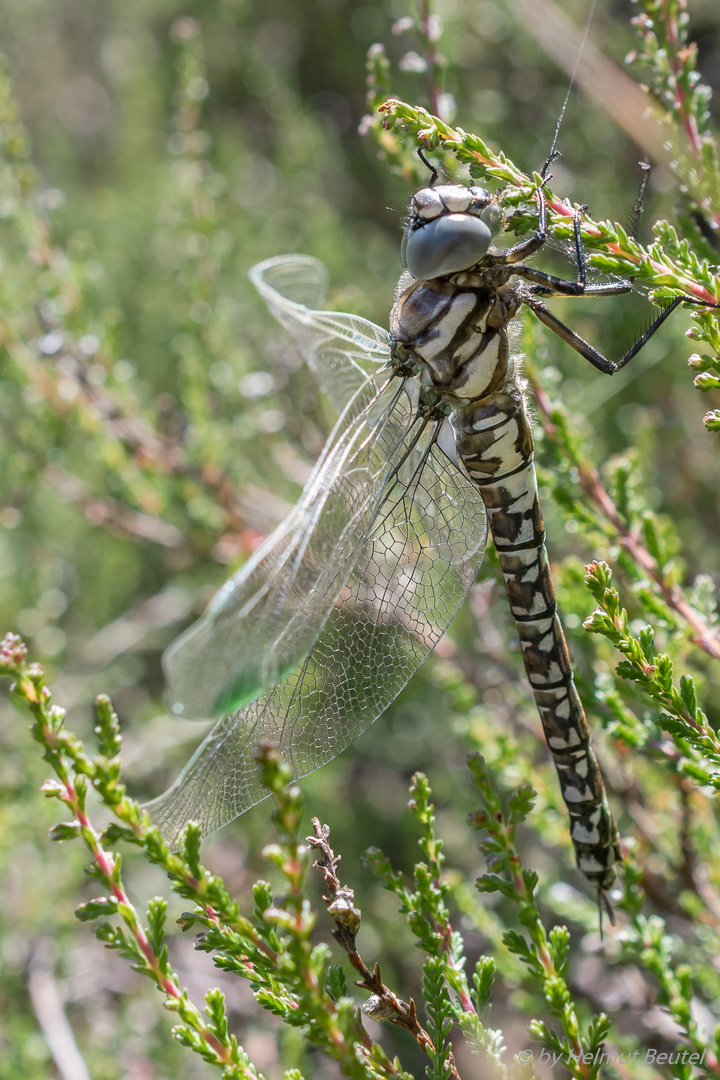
454,392,620,892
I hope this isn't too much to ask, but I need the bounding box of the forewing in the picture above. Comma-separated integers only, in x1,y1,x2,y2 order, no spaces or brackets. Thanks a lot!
163,373,418,719
248,255,392,411
163,256,397,720
148,434,488,843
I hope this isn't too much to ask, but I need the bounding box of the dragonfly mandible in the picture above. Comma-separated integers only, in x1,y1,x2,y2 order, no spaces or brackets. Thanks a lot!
149,178,685,902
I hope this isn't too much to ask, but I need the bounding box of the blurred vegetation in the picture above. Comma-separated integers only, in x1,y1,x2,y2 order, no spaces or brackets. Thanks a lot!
1,0,720,1077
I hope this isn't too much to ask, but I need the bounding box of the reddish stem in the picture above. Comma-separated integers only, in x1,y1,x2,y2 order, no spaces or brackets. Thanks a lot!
533,382,720,663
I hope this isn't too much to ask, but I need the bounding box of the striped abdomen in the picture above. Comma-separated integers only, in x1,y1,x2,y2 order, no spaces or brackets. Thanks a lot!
453,391,620,892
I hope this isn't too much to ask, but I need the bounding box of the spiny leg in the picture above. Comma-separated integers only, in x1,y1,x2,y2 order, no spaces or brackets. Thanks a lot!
501,180,551,265
491,155,563,266
629,161,651,242
524,293,685,375
506,194,717,372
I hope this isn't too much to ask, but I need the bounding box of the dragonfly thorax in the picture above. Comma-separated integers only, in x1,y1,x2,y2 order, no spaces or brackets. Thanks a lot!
401,184,503,281
390,274,521,408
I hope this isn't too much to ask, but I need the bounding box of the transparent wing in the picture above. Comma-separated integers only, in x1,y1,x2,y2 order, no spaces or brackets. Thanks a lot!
153,255,488,842
148,430,488,844
248,255,392,411
163,256,397,720
164,372,419,719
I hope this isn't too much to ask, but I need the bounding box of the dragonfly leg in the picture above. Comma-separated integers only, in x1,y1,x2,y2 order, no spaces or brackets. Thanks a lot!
509,202,634,296
541,148,562,180
389,338,423,378
514,266,632,298
525,294,685,374
501,184,549,264
629,161,651,242
417,147,439,187
571,203,588,289
503,201,586,277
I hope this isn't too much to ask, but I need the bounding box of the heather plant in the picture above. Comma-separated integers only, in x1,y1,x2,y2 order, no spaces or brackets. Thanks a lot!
11,630,716,1080
2,0,720,1078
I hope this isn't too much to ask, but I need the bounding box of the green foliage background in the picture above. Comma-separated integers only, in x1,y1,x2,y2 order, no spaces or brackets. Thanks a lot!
1,0,720,1077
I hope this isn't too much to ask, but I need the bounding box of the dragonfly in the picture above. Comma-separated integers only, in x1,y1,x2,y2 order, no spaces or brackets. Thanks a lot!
148,175,689,903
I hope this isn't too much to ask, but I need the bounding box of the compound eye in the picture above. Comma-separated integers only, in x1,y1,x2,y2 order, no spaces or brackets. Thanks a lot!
402,213,493,280
480,204,503,235
400,224,410,268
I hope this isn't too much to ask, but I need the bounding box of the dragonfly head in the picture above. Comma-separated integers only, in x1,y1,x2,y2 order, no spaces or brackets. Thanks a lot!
401,185,504,281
